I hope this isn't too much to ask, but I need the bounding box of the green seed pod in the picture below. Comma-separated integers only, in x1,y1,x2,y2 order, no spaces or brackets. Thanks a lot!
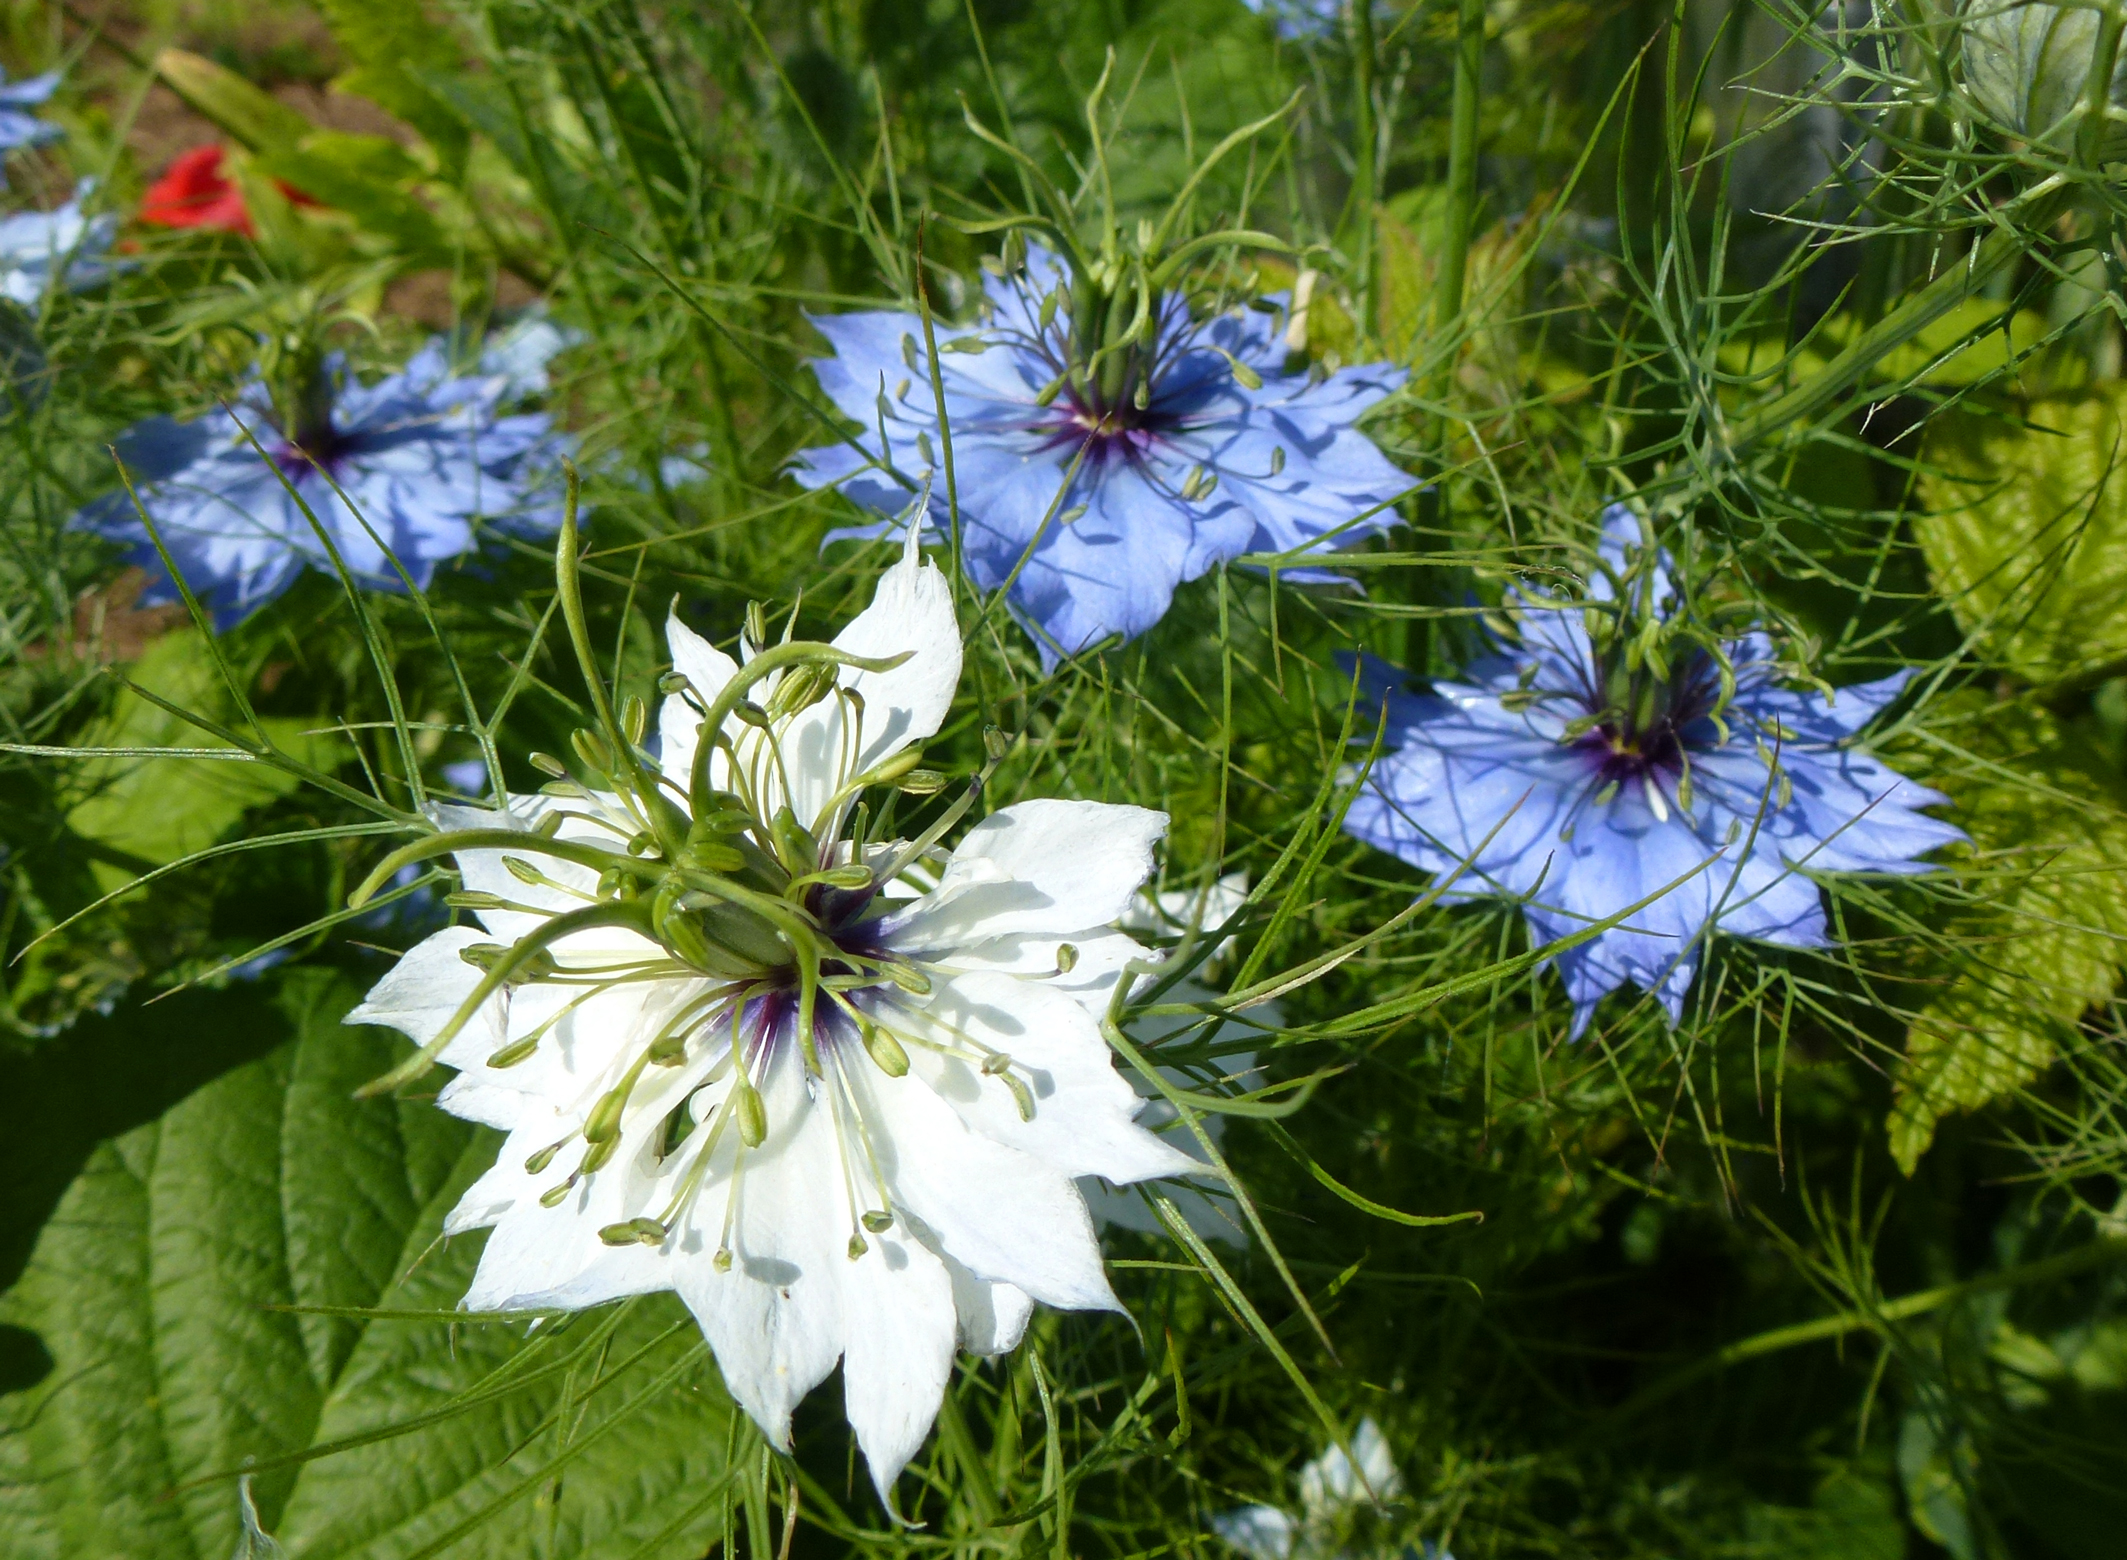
1961,0,2127,155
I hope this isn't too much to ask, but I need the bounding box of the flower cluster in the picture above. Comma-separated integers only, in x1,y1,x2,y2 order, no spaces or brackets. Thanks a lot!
794,246,1412,666
72,336,572,626
349,532,1203,1499
1342,505,1964,1034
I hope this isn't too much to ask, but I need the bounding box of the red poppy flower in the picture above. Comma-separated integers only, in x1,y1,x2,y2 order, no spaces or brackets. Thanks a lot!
138,144,319,237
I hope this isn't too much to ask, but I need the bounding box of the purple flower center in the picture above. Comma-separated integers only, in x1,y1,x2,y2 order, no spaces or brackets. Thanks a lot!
1565,650,1726,785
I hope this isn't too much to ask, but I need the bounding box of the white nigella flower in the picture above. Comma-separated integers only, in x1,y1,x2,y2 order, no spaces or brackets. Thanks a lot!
1212,1419,1430,1560
345,528,1197,1502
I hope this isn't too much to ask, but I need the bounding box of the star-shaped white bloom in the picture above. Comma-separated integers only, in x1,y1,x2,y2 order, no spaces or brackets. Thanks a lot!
348,536,1197,1500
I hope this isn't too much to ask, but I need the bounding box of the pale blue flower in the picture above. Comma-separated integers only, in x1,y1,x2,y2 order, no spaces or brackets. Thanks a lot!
1243,0,1349,40
0,180,116,305
72,339,571,627
793,246,1412,667
0,66,61,173
1342,505,1964,1036
478,308,582,399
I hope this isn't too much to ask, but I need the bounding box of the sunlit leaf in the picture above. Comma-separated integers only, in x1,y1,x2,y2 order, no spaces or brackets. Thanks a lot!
0,969,733,1560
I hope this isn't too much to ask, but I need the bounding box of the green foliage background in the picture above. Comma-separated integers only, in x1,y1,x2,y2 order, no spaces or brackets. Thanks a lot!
0,0,2124,1557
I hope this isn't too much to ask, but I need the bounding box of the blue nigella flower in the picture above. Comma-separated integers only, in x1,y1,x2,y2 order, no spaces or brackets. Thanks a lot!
72,338,573,628
0,66,61,174
1243,0,1350,40
0,179,117,305
792,245,1412,667
1342,505,1965,1036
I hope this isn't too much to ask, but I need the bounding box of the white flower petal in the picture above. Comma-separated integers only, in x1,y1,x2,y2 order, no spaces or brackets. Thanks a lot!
837,1224,958,1499
658,609,741,791
344,925,503,1069
829,528,961,769
941,1253,1034,1355
885,799,1167,949
669,1043,852,1450
847,1054,1120,1313
889,972,1199,1183
932,926,1145,1017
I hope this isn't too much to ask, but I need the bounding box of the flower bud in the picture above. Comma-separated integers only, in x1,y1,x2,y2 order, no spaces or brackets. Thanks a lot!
1961,0,2127,155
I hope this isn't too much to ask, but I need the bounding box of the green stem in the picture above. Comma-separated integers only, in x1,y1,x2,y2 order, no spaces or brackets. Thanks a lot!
1718,224,2029,460
1606,1239,2127,1426
1435,0,1485,344
1348,0,1380,331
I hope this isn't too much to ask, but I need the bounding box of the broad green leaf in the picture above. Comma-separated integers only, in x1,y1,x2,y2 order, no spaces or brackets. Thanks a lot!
64,632,336,891
154,49,315,153
1889,702,2127,1171
1914,386,2127,683
0,968,735,1560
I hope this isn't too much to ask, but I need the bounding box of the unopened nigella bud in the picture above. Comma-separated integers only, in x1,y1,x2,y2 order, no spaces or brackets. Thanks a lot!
1961,0,2127,156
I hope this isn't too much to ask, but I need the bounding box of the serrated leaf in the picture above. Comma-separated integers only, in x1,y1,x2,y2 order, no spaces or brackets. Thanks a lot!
1914,387,2127,684
1889,702,2127,1171
64,632,335,891
0,968,734,1560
